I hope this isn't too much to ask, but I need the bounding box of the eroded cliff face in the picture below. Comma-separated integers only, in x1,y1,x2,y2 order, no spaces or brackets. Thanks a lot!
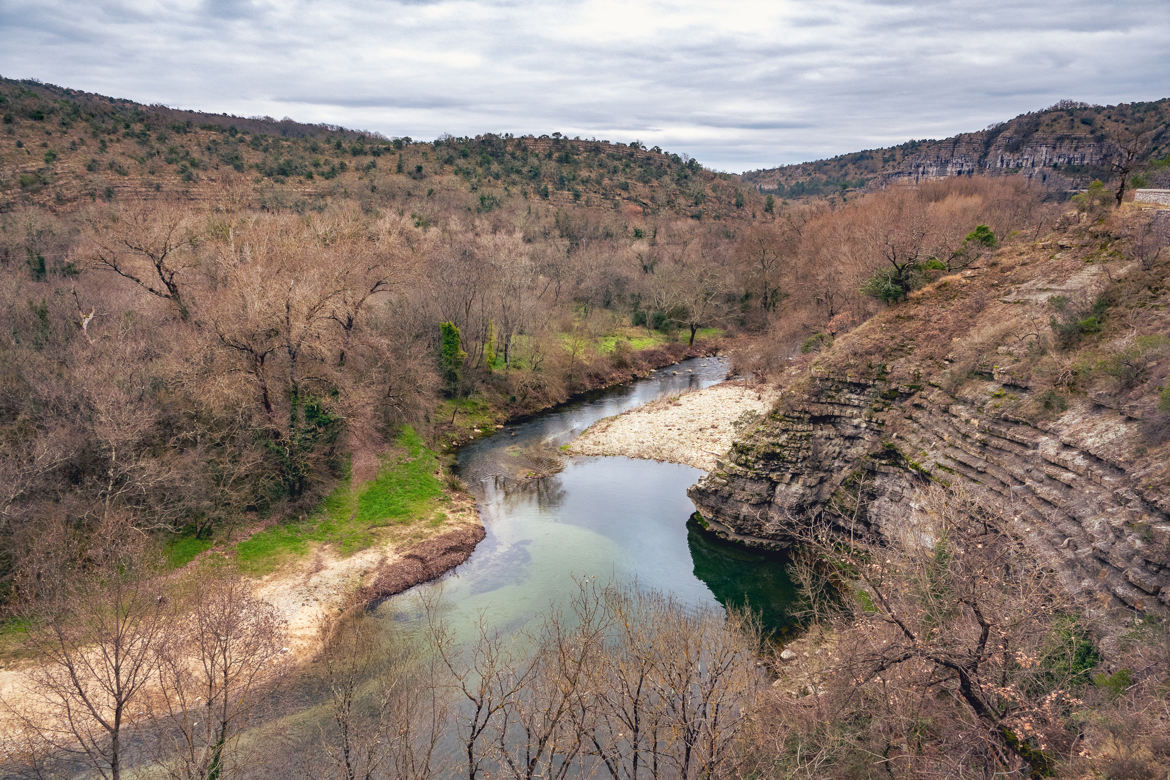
889,133,1115,189
691,213,1170,621
743,97,1170,195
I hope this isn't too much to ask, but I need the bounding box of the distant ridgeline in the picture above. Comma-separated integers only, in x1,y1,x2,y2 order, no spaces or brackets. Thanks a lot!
745,98,1170,198
0,77,751,218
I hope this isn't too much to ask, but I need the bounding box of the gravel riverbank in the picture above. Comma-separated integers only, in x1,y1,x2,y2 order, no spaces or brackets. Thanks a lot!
567,381,779,470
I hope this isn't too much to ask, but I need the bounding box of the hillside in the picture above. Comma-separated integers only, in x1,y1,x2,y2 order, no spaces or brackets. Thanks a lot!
744,98,1170,198
693,205,1170,621
0,77,784,617
0,77,755,219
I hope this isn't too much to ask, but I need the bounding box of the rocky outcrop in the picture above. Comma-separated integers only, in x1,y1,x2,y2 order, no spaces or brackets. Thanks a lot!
690,221,1170,623
690,378,1170,619
888,133,1115,189
743,98,1170,195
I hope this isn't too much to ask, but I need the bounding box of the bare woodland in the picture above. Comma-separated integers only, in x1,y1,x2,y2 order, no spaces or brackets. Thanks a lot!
3,80,1168,777
0,174,1072,776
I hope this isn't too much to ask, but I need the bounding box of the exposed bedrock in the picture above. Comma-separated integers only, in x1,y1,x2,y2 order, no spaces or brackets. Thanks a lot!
689,376,1170,621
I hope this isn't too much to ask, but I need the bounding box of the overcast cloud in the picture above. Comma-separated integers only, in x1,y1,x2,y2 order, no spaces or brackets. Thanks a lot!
1,0,1167,172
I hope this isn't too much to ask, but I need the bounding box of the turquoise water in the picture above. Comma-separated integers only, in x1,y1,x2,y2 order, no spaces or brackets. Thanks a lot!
377,356,796,639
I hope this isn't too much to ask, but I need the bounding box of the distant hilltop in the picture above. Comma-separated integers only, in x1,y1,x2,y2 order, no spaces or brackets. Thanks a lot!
744,98,1170,198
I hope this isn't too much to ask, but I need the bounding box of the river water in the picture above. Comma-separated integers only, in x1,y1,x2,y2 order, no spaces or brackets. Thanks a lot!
41,357,798,778
375,356,796,639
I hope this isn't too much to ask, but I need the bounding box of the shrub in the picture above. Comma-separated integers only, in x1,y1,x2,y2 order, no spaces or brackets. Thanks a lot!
966,224,997,248
610,338,632,369
1092,668,1133,701
800,332,833,354
1037,615,1101,691
1048,295,1108,349
1072,179,1112,217
1039,388,1068,414
861,265,917,304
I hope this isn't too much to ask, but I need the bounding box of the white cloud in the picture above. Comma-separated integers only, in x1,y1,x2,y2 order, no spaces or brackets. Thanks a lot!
1,0,1166,172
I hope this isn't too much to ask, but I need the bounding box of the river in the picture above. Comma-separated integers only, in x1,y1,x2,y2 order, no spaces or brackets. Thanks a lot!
375,355,797,640
20,356,798,777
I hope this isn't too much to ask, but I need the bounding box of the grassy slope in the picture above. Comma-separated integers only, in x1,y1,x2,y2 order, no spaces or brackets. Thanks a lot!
232,426,447,575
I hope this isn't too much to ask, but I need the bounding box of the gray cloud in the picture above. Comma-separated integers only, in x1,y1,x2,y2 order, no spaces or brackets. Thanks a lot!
1,0,1166,172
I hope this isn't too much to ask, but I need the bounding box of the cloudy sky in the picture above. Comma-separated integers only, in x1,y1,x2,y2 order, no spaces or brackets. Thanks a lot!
1,0,1167,172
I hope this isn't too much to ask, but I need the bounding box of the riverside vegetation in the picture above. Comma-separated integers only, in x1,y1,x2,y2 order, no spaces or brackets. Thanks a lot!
0,76,1168,777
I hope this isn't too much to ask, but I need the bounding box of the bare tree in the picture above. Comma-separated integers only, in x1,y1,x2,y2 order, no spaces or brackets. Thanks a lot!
647,237,729,347
82,203,199,320
320,211,423,367
427,581,764,779
149,575,286,780
760,487,1088,778
1109,121,1163,206
9,519,168,780
428,606,536,779
316,608,446,780
493,590,608,779
205,213,351,497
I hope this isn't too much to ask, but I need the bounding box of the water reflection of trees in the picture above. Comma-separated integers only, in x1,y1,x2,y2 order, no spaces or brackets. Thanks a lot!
491,473,566,510
687,516,797,638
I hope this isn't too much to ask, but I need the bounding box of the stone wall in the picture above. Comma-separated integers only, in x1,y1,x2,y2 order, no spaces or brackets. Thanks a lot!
1134,189,1170,206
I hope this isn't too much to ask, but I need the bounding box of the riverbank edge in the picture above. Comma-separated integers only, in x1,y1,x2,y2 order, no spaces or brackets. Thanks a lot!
248,341,726,662
0,347,732,753
0,342,726,708
436,340,724,451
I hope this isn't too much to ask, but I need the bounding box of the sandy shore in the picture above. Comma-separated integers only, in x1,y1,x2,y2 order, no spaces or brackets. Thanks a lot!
0,501,483,739
568,381,778,471
247,501,483,661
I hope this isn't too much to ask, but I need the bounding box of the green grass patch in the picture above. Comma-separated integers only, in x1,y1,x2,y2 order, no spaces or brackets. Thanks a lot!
694,326,722,341
437,396,496,429
353,426,443,525
0,616,30,643
233,426,446,575
0,616,34,663
234,523,312,574
485,334,536,371
437,396,499,446
591,330,672,354
558,326,690,357
164,533,213,569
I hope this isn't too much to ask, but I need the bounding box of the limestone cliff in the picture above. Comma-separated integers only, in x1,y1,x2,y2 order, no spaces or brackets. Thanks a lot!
744,98,1170,196
691,210,1170,621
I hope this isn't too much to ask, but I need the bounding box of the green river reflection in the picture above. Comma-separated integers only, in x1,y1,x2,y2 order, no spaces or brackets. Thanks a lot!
377,357,797,640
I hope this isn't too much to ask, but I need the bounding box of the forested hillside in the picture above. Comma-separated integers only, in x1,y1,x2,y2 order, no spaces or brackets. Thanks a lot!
0,78,750,217
745,97,1170,199
0,76,763,600
0,78,1063,611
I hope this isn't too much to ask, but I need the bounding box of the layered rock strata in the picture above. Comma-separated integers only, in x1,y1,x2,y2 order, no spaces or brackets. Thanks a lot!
690,223,1170,622
690,378,1169,619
